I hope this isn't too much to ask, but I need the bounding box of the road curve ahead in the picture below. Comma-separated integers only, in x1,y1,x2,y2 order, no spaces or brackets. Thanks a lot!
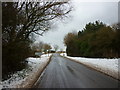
33,54,119,88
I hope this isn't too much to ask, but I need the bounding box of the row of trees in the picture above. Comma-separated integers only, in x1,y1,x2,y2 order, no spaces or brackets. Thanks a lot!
31,42,52,54
64,21,120,58
31,42,60,54
2,1,71,80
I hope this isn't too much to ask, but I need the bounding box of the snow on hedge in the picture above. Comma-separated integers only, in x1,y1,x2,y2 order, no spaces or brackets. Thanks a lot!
61,53,119,79
1,54,52,89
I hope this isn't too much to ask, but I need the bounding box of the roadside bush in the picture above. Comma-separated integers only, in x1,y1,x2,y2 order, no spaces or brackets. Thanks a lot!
2,40,32,80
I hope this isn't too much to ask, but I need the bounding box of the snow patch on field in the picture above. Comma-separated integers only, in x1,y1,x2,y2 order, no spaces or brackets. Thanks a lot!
61,53,119,79
1,54,52,89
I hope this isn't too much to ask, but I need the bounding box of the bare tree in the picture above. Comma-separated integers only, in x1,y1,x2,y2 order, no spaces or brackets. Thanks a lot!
31,41,44,52
2,1,72,44
54,45,59,52
43,43,52,53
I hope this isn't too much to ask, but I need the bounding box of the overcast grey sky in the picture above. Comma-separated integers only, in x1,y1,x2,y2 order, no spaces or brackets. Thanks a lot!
35,0,119,51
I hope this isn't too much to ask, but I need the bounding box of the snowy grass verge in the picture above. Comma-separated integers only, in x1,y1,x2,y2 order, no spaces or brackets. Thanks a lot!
60,53,119,80
1,54,52,89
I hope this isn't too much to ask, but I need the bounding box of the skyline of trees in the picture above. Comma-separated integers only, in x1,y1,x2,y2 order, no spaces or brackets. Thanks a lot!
64,21,120,58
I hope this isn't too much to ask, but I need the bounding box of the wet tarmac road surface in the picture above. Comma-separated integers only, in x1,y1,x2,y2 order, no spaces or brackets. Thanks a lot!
33,54,119,88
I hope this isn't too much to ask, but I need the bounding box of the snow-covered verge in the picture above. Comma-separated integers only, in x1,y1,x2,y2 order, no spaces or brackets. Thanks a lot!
60,53,119,80
1,54,52,89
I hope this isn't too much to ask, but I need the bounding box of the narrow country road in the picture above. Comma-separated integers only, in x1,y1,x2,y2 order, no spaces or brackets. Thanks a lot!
33,54,119,88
